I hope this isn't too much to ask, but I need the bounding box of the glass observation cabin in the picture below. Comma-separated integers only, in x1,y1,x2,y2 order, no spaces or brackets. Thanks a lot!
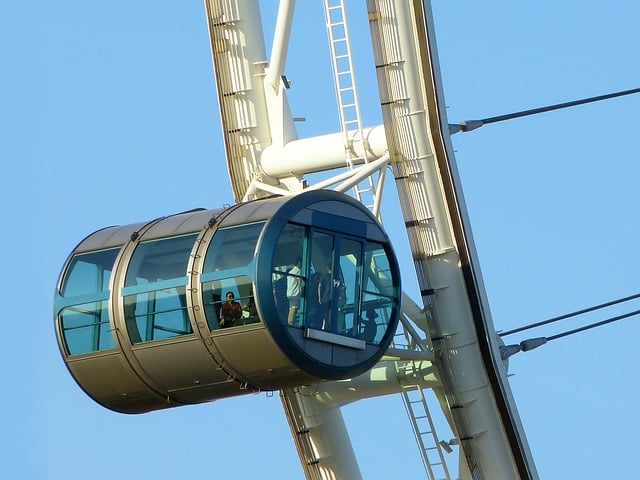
55,190,401,414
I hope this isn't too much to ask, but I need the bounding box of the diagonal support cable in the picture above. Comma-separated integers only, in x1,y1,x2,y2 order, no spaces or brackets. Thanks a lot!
449,87,640,134
500,292,640,337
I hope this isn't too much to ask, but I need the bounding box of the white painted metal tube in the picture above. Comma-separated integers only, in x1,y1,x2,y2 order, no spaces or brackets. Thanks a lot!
367,1,538,477
298,360,439,407
333,154,390,193
260,125,388,176
205,0,274,199
265,0,295,90
282,390,363,480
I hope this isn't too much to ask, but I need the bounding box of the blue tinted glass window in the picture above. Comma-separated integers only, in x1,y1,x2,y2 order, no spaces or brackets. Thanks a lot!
306,231,334,330
272,224,307,326
203,275,259,330
59,249,119,355
359,242,397,345
271,225,396,345
62,248,119,296
200,224,264,331
60,301,115,355
125,234,196,286
123,235,196,344
204,223,264,273
335,237,362,337
124,287,191,343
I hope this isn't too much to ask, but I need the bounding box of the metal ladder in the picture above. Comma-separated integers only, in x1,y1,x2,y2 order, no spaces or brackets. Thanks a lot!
323,0,379,215
400,372,451,480
325,3,450,477
392,320,451,480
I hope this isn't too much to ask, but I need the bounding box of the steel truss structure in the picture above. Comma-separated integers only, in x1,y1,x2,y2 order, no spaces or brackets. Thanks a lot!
204,1,539,478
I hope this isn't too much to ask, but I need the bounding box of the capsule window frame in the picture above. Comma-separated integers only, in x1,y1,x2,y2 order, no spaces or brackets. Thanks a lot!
121,233,198,345
56,247,121,356
200,221,266,332
268,222,398,346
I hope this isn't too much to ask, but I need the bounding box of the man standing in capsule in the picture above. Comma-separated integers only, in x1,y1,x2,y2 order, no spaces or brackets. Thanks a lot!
287,257,302,325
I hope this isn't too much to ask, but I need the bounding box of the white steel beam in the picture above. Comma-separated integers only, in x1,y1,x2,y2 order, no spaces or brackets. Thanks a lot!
366,0,538,477
264,0,295,91
281,389,363,480
263,0,298,148
261,125,388,177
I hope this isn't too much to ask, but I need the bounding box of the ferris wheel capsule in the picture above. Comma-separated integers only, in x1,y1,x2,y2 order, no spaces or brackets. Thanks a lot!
54,190,401,414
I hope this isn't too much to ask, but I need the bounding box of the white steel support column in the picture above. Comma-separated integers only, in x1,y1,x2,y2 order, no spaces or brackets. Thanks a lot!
263,0,298,149
204,1,538,478
366,0,538,478
205,0,273,200
281,358,441,480
205,0,300,201
281,389,363,480
265,0,295,91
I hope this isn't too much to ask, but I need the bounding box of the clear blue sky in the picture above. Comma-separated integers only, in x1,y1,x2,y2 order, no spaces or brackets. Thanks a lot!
5,1,640,478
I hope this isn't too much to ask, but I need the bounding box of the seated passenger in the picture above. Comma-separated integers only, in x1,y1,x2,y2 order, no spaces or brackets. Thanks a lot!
359,309,379,343
242,289,259,324
220,292,242,328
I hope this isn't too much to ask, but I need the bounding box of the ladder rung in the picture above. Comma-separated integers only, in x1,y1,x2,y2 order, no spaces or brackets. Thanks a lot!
324,0,381,218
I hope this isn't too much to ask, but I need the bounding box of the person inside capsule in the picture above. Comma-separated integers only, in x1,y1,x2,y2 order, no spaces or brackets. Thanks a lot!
286,257,302,326
220,291,242,328
359,309,379,343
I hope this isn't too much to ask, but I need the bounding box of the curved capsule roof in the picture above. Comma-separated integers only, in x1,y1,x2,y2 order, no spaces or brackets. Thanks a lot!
55,190,401,413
